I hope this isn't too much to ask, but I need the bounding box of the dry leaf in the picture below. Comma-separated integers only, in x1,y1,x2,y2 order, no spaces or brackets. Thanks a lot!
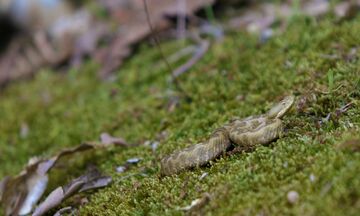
177,193,210,211
302,0,329,16
100,132,129,146
0,3,93,87
1,0,216,82
0,141,125,216
126,158,141,164
32,167,111,216
32,187,65,216
1,158,49,216
228,0,360,34
96,0,215,78
53,206,73,216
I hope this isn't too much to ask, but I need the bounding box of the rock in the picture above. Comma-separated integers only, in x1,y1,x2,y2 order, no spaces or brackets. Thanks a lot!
287,190,299,204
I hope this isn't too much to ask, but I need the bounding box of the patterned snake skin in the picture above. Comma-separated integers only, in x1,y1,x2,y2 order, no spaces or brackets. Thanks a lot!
160,96,295,176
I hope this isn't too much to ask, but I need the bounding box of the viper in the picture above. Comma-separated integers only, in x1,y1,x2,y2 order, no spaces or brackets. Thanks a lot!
160,95,295,176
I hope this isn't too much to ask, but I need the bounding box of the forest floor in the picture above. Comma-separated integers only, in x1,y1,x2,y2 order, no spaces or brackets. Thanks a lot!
0,13,359,215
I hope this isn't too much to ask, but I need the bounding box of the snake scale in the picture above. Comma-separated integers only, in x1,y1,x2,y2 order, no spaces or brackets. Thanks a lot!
160,95,295,176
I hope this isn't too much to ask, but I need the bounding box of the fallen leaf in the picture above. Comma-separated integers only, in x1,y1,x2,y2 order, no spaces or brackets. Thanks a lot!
32,167,111,216
177,193,210,211
126,158,141,164
32,187,66,216
334,1,360,19
1,0,359,86
228,3,286,33
96,0,215,78
302,0,329,16
0,3,94,87
79,176,112,192
53,206,73,216
100,132,129,146
116,166,126,173
1,158,49,216
228,0,360,34
199,172,208,180
0,141,125,216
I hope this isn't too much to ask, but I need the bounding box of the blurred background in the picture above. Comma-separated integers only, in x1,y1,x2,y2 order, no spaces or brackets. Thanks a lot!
0,0,357,87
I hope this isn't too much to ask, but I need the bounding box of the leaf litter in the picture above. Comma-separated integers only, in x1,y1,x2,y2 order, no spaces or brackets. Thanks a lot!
32,167,111,216
1,0,358,87
227,0,360,33
99,132,130,147
0,139,129,216
0,0,216,86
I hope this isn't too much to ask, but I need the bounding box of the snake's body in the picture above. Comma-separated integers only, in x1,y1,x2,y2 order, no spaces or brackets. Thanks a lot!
160,96,294,176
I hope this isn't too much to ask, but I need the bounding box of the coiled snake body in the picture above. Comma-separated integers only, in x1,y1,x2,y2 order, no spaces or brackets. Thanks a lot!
160,96,295,176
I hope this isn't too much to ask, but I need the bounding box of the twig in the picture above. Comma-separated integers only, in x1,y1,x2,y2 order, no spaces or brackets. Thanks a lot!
142,0,190,100
172,39,210,79
168,45,197,63
314,84,344,94
176,0,187,40
170,21,222,80
336,101,353,114
199,23,224,42
320,101,354,125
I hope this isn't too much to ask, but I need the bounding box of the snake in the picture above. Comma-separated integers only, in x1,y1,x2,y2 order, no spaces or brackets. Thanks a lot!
160,95,295,176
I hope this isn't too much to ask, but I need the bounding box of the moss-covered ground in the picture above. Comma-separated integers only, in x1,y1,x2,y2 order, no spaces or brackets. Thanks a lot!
0,14,360,215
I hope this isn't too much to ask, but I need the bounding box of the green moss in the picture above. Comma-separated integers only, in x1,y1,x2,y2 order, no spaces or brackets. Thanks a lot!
1,15,360,215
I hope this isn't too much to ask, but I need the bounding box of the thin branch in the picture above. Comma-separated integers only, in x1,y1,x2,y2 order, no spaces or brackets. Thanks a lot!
172,39,209,79
168,45,197,63
142,0,190,100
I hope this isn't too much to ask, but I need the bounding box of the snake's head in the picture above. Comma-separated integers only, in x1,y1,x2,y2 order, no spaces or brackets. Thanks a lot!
267,95,295,119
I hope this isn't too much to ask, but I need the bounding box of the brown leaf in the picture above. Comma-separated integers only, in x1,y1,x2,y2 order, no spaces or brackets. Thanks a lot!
32,168,111,216
100,132,130,146
302,0,329,16
0,5,93,87
0,0,216,84
228,0,360,34
229,2,293,33
96,0,215,78
0,141,123,216
53,206,73,216
336,0,360,19
32,187,65,216
1,159,49,216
